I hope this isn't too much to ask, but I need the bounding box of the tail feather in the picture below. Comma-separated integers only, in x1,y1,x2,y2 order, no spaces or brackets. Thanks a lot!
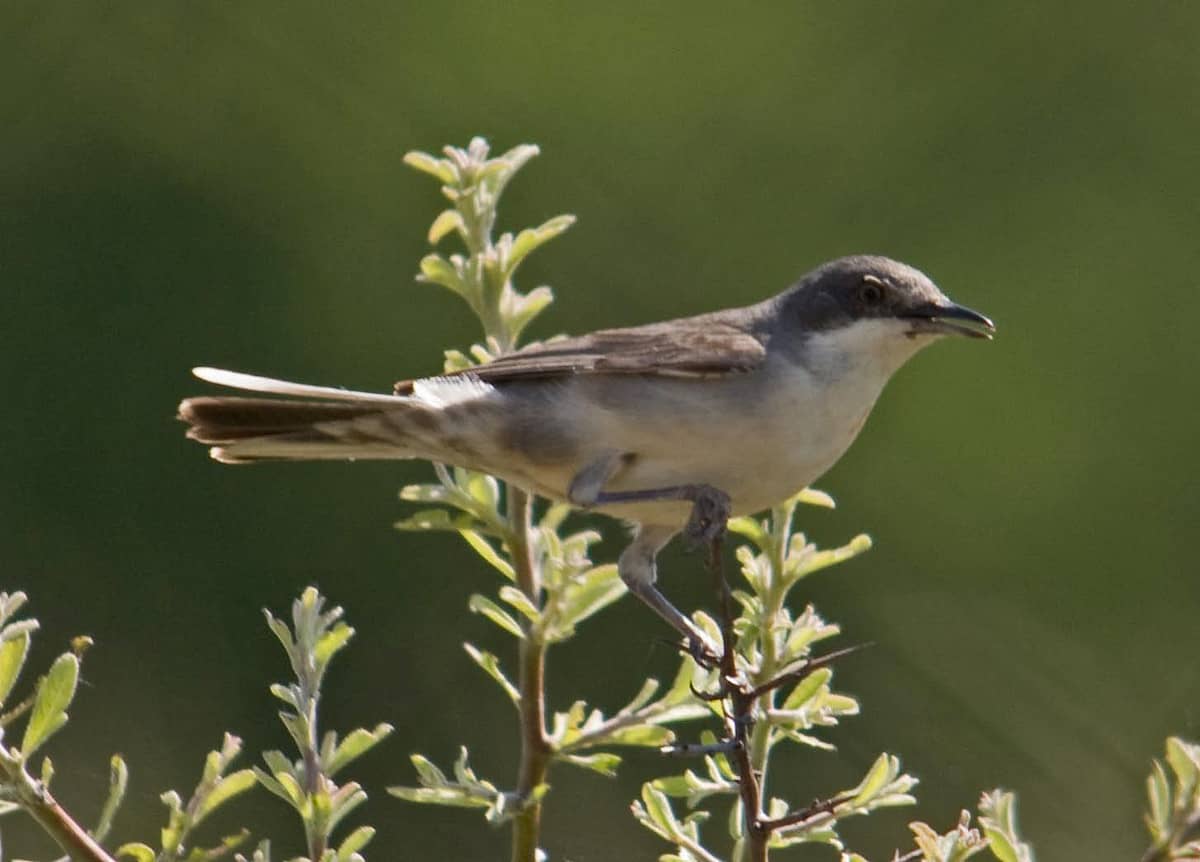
179,366,497,465
181,397,382,443
178,396,404,463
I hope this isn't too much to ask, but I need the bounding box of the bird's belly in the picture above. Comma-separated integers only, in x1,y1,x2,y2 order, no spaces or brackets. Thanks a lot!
486,367,879,528
587,388,872,524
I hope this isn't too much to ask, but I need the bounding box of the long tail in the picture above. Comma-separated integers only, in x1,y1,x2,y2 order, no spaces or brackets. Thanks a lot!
178,367,493,464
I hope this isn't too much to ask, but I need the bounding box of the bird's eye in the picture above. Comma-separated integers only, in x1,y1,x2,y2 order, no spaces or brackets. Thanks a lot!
858,276,886,306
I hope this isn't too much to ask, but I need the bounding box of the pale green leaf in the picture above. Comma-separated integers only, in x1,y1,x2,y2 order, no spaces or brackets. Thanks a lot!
325,724,393,776
1147,759,1171,841
387,785,492,808
978,790,1033,862
403,151,457,184
463,643,520,705
427,210,464,244
314,623,354,666
327,784,367,834
554,564,625,635
394,508,481,533
505,215,576,278
505,287,555,342
1166,736,1200,801
21,653,79,757
853,754,892,804
780,667,832,710
410,754,448,786
559,752,622,776
116,842,157,862
336,826,375,862
0,631,31,708
605,725,675,747
459,531,516,579
796,487,836,508
94,754,128,842
640,784,682,837
195,769,257,826
468,595,525,639
498,586,540,621
418,254,465,295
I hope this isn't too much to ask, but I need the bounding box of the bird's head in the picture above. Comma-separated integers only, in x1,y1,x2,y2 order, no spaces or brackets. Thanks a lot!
773,255,994,374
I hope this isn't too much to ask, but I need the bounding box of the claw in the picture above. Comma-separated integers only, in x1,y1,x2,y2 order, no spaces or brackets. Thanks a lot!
680,633,722,671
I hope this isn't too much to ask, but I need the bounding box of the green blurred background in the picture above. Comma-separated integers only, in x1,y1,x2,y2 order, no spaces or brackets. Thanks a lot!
4,2,1198,859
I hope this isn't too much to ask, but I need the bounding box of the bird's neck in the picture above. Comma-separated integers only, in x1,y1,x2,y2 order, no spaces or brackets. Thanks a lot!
797,320,933,390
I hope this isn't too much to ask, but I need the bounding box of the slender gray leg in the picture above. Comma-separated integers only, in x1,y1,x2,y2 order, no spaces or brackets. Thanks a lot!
567,454,731,661
618,525,721,661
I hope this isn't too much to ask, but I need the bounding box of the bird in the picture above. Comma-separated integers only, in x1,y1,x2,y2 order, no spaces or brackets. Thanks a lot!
179,255,993,658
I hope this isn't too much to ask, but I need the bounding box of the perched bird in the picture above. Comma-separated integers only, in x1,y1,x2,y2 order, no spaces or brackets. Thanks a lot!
180,255,993,657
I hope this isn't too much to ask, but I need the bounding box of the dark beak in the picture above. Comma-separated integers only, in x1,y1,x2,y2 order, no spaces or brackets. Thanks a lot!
903,301,996,340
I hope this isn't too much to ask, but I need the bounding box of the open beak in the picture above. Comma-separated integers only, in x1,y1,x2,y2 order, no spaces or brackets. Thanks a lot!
903,301,996,340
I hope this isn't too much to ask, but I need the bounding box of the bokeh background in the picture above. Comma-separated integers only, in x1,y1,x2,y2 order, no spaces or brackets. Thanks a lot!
4,3,1199,859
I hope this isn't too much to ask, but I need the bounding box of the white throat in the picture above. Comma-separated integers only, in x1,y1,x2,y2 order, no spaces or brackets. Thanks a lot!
801,318,936,387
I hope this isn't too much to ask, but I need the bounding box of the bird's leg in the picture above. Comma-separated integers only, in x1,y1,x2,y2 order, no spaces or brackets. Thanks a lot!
588,483,732,549
616,526,722,667
567,454,733,666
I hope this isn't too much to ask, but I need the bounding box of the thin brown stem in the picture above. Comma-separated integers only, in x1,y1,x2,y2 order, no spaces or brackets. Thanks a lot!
18,782,117,862
508,486,550,862
746,644,872,700
757,792,855,831
706,538,768,862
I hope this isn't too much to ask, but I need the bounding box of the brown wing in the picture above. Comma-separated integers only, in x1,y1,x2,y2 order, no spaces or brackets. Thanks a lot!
394,317,767,394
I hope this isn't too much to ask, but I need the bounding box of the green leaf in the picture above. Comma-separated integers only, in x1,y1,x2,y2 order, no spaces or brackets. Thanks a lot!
553,564,625,636
1146,759,1171,842
978,790,1033,862
394,508,482,533
505,215,576,277
1166,736,1200,802
327,783,367,834
0,630,31,708
638,784,682,838
21,653,79,757
619,678,660,714
796,487,836,508
853,754,893,804
410,754,448,786
116,842,157,862
418,254,466,297
463,643,520,705
314,622,355,668
94,754,129,842
336,825,375,861
388,784,493,808
504,287,555,343
427,210,465,244
780,667,832,711
459,532,516,580
468,595,525,639
606,725,675,747
463,472,501,509
195,769,257,826
497,586,540,621
324,724,394,777
559,752,622,777
403,151,457,184
787,533,872,582
726,516,767,547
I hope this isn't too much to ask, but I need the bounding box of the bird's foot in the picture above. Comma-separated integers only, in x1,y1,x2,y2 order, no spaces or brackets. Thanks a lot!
682,631,724,672
682,484,732,549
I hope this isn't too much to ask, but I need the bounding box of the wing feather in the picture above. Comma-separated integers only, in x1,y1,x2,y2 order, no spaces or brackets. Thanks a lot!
394,317,767,394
